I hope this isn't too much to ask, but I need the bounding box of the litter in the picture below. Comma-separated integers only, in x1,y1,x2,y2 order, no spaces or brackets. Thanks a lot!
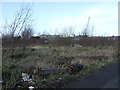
13,63,83,88
22,73,30,81
28,86,34,90
21,73,34,83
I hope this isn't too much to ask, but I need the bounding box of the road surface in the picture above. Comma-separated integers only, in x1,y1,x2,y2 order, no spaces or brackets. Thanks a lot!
65,61,119,88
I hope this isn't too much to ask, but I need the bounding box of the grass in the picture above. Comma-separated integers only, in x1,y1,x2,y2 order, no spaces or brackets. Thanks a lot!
2,44,118,88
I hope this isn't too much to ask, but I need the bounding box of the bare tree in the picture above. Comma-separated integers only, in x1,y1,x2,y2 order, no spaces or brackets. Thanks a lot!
21,25,33,54
21,25,33,40
60,26,74,37
1,5,33,57
49,28,59,35
56,26,75,46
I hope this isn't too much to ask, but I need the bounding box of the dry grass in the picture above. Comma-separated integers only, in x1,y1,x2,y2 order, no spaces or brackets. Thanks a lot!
2,44,118,88
3,45,117,70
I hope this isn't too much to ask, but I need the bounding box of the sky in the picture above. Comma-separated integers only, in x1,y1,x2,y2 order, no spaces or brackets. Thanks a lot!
0,1,118,36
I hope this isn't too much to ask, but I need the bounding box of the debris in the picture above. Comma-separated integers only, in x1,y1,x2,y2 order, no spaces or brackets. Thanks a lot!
28,86,34,90
12,63,83,88
21,72,34,84
14,79,24,88
40,68,62,74
59,78,62,80
65,63,83,74
34,63,83,78
22,73,30,81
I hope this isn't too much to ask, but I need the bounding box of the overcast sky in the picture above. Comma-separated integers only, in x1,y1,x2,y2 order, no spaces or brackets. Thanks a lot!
0,1,118,36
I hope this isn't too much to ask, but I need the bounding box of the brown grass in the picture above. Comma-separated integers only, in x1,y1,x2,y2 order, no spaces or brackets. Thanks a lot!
2,44,118,88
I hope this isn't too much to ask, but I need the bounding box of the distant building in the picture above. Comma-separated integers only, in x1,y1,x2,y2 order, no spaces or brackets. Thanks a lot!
39,34,60,40
72,35,83,41
30,36,41,43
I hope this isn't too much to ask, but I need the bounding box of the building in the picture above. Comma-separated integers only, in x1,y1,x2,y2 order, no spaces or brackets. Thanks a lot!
39,34,60,40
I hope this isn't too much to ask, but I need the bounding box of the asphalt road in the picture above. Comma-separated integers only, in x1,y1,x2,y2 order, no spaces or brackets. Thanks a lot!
66,61,119,88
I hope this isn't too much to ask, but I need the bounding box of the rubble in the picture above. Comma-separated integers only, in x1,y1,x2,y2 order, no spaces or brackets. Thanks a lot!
13,63,83,88
34,63,83,77
65,63,83,74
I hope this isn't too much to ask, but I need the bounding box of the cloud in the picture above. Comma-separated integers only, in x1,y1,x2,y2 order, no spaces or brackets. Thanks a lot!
35,3,117,36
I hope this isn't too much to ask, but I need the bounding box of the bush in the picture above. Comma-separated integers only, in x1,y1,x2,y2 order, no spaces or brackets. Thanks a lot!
51,37,73,46
2,64,21,88
2,65,11,80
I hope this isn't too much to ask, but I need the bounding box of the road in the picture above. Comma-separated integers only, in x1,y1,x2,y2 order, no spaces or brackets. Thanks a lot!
65,61,119,88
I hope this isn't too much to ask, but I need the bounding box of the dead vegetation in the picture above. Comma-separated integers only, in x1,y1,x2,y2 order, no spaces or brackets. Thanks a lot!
2,44,118,88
